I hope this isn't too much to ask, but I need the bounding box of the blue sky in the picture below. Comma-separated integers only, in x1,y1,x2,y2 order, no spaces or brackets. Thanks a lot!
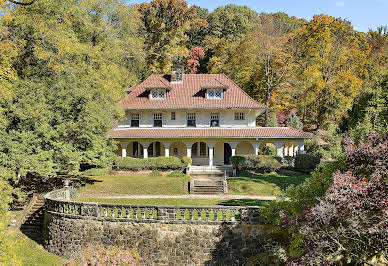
126,0,388,32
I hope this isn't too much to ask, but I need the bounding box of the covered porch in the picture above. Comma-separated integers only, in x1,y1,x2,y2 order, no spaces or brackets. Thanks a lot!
115,138,306,167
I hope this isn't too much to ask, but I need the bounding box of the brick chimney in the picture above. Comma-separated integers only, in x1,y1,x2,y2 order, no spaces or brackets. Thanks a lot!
170,64,184,84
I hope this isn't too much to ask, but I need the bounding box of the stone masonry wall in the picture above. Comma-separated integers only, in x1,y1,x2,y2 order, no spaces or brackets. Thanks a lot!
44,213,277,265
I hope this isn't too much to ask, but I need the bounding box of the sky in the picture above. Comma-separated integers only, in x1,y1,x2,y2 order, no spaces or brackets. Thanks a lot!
126,0,388,32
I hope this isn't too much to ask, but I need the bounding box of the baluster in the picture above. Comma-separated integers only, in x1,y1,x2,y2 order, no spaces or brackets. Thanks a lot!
117,207,122,218
111,207,115,218
230,210,235,222
124,208,130,218
103,207,108,217
222,210,227,221
141,208,145,219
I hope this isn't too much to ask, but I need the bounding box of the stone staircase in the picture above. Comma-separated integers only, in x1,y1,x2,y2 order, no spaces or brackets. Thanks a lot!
188,165,231,194
20,195,45,244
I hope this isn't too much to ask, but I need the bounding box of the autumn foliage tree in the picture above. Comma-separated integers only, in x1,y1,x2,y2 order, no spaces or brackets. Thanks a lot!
185,47,205,73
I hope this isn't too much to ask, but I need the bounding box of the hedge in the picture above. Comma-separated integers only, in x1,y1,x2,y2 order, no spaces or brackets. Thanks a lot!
82,167,111,176
114,156,188,171
230,155,281,173
294,154,320,173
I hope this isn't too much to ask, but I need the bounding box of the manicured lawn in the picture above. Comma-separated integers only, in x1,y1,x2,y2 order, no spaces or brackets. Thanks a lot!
79,197,267,207
6,230,66,265
228,171,310,196
77,174,191,197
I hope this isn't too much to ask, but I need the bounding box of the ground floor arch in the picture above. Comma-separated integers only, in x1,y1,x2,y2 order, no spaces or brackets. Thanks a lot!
236,141,254,155
282,142,300,157
169,141,186,159
147,141,165,157
259,142,277,156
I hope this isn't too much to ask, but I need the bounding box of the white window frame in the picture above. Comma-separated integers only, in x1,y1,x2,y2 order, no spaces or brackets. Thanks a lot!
171,112,176,120
187,113,196,127
207,89,222,99
150,89,166,100
234,112,245,120
210,113,219,127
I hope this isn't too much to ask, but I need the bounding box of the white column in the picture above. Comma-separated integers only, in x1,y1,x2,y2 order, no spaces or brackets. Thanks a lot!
254,142,260,156
208,145,214,167
230,142,237,157
289,145,294,157
231,148,236,156
298,140,305,154
143,148,148,159
186,147,191,158
275,141,284,158
121,141,129,158
284,145,288,157
164,143,170,157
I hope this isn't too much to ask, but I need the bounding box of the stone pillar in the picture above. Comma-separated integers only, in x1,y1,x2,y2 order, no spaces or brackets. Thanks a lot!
121,141,129,158
186,147,191,158
283,145,288,157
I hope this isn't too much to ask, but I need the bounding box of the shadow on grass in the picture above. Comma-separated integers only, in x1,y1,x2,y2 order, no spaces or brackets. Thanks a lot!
218,199,270,206
230,171,310,191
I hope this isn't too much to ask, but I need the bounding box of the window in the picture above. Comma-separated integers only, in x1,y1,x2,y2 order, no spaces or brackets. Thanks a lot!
131,113,139,127
207,89,222,99
210,113,219,127
187,113,196,127
150,89,166,100
171,112,176,120
200,142,207,156
234,112,245,120
154,113,162,127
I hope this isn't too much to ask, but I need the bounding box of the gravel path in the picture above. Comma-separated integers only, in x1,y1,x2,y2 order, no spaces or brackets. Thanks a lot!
80,194,278,200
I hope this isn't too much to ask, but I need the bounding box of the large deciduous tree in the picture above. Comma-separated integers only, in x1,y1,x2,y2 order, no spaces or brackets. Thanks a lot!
0,0,145,182
289,15,369,128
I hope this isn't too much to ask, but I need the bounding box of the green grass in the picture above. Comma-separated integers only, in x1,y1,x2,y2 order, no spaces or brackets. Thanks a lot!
77,174,191,196
6,230,66,265
228,171,310,196
79,197,267,207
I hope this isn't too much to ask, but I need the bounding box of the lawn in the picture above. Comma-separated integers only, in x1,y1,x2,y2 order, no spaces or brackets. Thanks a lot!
5,230,66,265
79,197,267,207
77,173,191,197
228,171,310,196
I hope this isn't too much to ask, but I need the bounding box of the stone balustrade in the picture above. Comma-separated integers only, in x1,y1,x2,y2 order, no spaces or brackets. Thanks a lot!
44,188,261,224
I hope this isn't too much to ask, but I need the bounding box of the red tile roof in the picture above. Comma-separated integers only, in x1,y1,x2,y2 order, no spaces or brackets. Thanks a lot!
120,74,265,110
108,127,312,139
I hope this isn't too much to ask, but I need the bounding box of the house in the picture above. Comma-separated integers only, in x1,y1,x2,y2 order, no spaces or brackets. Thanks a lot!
108,65,312,166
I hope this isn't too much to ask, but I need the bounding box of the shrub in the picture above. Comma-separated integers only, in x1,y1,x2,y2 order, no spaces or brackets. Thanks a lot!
231,155,281,173
181,156,192,167
167,170,186,178
82,167,111,176
282,156,294,167
262,144,277,156
294,154,320,173
148,170,163,177
67,244,139,265
114,156,184,171
265,112,278,127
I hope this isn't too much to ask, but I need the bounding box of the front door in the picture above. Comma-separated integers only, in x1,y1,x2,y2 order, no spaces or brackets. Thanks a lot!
224,143,232,165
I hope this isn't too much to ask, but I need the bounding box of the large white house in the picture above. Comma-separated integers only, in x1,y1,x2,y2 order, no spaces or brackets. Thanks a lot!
109,66,312,166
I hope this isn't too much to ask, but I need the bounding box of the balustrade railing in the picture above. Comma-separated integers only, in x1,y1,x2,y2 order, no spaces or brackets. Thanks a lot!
44,188,261,224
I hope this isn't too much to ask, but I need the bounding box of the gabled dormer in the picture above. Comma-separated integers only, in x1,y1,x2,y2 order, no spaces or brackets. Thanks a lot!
202,78,228,100
143,75,170,100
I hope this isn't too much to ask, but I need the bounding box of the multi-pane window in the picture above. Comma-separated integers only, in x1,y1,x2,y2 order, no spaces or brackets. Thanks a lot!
210,113,219,127
234,112,245,120
154,113,162,127
207,89,222,99
187,113,196,127
150,89,166,100
171,112,176,120
200,142,207,156
131,113,139,127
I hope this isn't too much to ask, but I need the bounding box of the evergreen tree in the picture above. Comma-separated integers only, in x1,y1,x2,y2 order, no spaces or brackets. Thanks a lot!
265,112,278,127
286,111,303,130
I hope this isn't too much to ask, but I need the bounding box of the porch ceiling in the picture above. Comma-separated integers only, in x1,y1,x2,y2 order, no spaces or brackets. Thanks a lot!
108,127,312,139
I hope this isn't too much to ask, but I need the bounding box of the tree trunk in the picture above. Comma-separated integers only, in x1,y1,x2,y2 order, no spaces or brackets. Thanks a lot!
264,87,271,124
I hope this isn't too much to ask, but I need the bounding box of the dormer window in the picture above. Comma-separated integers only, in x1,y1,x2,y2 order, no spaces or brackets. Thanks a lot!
207,89,222,99
150,89,166,100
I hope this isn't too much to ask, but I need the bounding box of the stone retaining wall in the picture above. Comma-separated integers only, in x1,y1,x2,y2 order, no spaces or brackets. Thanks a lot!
43,188,279,265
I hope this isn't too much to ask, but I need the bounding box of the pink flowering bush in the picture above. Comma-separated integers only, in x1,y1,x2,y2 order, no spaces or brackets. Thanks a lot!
66,244,140,266
279,132,388,265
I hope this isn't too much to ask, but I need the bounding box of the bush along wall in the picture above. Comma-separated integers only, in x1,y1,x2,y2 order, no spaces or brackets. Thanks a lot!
294,154,320,173
230,155,281,173
113,156,187,171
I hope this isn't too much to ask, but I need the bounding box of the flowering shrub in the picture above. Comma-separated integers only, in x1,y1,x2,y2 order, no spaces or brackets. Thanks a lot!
66,244,140,266
279,132,388,265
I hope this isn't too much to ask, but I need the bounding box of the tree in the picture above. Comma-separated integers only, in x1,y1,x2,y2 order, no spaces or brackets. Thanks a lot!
137,0,200,73
289,15,369,128
0,0,145,182
265,112,278,127
280,132,387,265
285,111,303,130
185,47,205,73
207,4,259,42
